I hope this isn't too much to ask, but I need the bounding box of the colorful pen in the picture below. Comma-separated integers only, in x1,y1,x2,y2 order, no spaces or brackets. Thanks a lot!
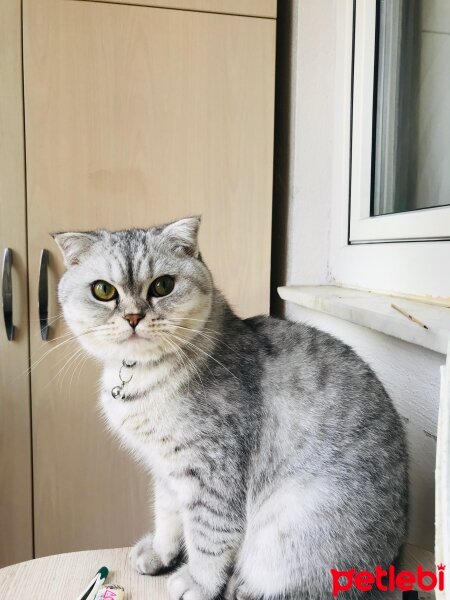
76,566,109,600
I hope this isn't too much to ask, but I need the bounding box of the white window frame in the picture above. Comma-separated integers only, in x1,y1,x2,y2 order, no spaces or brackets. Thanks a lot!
328,0,450,301
350,0,450,243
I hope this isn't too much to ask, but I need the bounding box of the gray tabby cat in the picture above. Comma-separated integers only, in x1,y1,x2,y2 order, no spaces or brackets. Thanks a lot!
54,217,408,600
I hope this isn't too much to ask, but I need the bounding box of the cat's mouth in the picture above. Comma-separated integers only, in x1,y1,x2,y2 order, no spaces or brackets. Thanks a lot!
122,330,164,345
115,328,170,347
124,332,146,342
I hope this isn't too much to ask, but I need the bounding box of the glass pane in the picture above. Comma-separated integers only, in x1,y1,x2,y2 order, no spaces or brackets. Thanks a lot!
372,0,450,216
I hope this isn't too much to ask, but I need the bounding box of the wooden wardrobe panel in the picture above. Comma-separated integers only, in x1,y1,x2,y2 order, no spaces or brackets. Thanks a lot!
0,0,33,568
76,0,277,19
23,0,275,556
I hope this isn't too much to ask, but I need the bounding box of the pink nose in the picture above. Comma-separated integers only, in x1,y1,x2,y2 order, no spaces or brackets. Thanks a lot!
124,314,143,329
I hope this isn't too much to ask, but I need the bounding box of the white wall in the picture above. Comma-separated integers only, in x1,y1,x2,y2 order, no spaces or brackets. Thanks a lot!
283,0,334,287
281,0,444,551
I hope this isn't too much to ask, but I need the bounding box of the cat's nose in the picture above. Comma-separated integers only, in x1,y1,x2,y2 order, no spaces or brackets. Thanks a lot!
124,314,144,330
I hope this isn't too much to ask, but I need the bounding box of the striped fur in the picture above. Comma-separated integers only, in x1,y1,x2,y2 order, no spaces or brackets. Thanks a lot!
54,217,408,600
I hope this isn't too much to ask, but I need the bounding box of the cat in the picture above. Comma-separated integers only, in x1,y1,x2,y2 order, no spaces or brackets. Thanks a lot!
54,216,408,600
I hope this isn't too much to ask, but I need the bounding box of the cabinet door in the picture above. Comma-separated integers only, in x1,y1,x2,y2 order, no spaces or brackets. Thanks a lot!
23,0,275,556
0,0,33,568
76,0,277,18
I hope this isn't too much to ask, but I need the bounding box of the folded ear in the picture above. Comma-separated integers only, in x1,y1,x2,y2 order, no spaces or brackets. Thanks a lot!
51,231,99,267
160,216,201,258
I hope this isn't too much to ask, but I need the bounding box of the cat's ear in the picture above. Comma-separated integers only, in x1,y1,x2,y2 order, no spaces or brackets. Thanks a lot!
160,216,201,258
51,231,99,267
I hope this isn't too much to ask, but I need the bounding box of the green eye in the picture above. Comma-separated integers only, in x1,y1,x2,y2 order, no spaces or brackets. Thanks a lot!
149,275,175,298
92,280,118,302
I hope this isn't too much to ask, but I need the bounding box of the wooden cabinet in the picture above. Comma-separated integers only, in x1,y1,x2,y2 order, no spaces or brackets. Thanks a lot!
76,0,277,18
1,0,276,565
0,0,33,568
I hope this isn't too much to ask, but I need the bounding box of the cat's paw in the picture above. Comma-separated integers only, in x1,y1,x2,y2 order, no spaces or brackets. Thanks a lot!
167,565,212,600
224,587,252,600
129,533,166,575
224,574,251,600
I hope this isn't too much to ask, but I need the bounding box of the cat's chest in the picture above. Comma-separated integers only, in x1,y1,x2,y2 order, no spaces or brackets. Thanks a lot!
101,387,179,443
100,364,189,467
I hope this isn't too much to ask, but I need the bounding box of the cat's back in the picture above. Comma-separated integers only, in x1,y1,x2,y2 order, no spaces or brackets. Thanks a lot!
245,314,377,390
244,316,407,505
243,314,404,441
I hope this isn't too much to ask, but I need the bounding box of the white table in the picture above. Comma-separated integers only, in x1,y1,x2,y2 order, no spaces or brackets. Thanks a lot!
0,544,436,599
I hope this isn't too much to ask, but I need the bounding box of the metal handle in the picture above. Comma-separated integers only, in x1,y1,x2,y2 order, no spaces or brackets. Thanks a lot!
2,248,15,341
38,249,50,341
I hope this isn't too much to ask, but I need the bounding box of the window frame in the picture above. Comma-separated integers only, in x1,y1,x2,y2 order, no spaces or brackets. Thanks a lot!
349,0,450,244
327,0,450,301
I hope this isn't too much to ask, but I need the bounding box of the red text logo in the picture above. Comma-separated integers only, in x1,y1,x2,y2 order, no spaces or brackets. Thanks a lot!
330,564,445,596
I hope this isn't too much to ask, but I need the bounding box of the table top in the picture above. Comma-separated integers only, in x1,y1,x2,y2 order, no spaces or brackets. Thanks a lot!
0,547,170,600
0,544,435,600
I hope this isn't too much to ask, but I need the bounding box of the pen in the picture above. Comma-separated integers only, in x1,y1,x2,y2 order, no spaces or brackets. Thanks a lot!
76,566,109,600
391,303,429,330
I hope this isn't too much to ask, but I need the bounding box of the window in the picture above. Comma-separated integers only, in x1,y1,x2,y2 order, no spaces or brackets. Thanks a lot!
326,0,450,299
349,0,450,243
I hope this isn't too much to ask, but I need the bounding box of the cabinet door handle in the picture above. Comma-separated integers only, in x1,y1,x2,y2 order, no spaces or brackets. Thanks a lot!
2,248,15,341
38,249,50,341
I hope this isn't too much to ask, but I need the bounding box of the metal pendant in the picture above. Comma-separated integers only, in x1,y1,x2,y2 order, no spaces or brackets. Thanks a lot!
123,360,137,368
111,359,137,400
111,385,124,399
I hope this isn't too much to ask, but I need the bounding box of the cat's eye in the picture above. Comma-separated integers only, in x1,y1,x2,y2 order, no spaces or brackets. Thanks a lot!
91,280,118,302
148,275,175,298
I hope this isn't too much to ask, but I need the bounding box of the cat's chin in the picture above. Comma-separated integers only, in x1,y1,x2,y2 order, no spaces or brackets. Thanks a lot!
122,334,148,345
114,335,168,364
76,334,166,365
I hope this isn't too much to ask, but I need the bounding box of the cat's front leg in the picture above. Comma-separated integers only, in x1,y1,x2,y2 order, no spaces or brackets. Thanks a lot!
168,501,240,600
130,477,183,575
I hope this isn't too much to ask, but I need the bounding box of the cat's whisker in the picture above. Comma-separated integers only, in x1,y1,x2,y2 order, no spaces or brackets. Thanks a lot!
24,335,87,377
57,347,87,394
165,317,225,334
167,336,209,404
164,331,238,381
29,310,65,324
167,317,212,322
27,324,112,360
165,319,235,337
68,348,90,398
63,348,89,395
155,333,194,397
39,345,86,393
167,323,246,360
75,352,90,389
24,327,109,377
27,329,81,359
160,332,209,401
157,329,217,381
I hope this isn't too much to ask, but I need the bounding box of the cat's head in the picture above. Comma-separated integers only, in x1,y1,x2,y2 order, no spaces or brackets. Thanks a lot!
53,217,213,363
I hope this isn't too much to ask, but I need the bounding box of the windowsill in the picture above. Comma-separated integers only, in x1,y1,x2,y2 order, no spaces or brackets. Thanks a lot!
278,285,450,355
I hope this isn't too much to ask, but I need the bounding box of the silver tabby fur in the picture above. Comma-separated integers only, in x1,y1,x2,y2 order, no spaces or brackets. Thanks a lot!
54,217,408,600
